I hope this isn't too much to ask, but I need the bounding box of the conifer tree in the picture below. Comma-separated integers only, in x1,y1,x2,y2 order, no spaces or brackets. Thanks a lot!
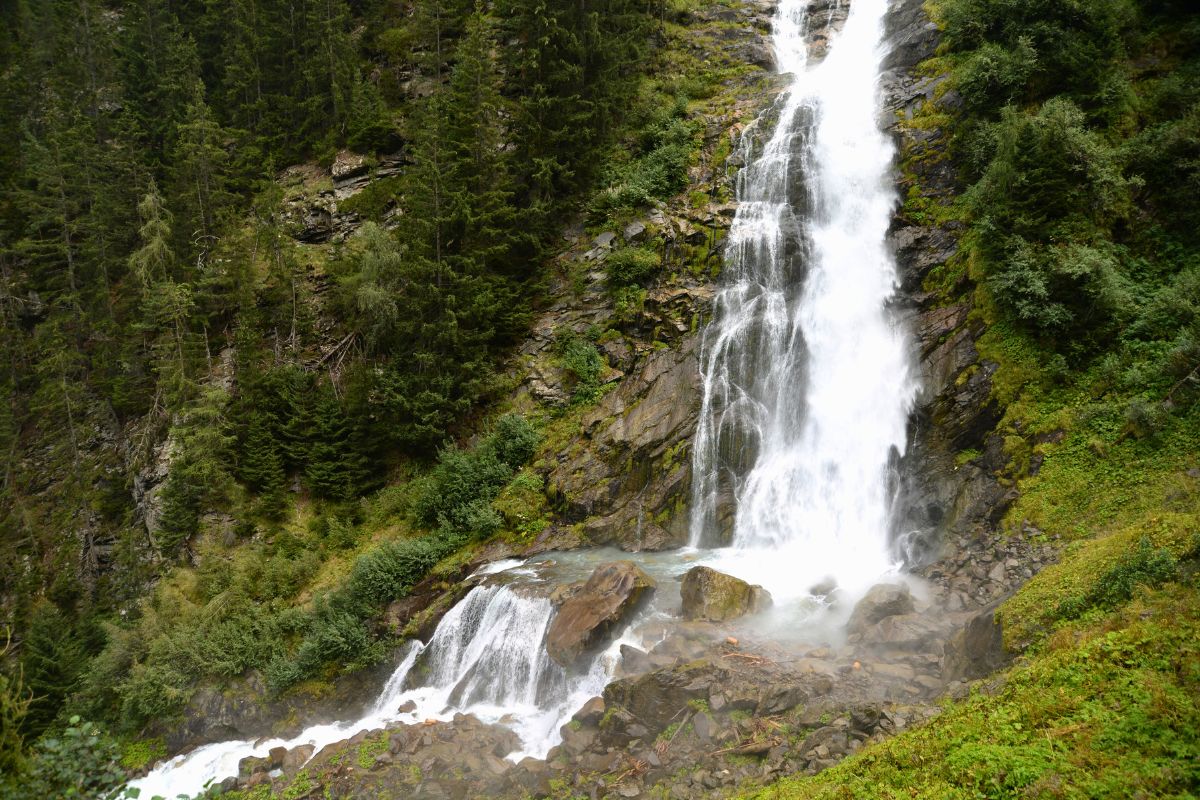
118,0,202,166
304,388,366,501
156,388,235,556
169,87,236,260
19,602,86,738
240,411,287,519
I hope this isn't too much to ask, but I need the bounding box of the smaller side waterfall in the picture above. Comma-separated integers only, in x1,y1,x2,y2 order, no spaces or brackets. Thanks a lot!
129,577,631,799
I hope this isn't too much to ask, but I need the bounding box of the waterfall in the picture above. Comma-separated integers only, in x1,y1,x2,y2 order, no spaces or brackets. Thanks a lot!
689,0,916,598
128,581,627,798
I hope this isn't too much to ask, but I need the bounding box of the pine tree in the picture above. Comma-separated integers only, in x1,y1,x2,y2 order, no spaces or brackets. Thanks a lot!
299,0,356,142
118,0,202,166
239,411,287,519
156,388,235,556
129,180,175,290
304,388,366,501
19,602,86,738
445,7,521,274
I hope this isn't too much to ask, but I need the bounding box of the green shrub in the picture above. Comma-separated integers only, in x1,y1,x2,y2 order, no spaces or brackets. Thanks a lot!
343,537,450,611
556,333,605,405
967,100,1132,343
412,446,512,530
941,0,1133,109
606,246,660,288
592,115,698,213
1056,536,1178,619
490,414,539,469
11,717,127,799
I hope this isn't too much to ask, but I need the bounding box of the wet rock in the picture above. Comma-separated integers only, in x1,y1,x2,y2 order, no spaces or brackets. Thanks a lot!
619,644,654,676
862,613,946,652
680,566,773,622
545,561,656,667
547,339,702,551
604,662,716,731
846,584,915,635
755,683,807,715
280,743,314,774
572,696,606,727
849,705,882,735
942,601,1008,681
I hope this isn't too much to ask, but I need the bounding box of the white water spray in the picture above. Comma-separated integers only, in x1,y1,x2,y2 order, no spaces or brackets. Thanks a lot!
690,0,916,599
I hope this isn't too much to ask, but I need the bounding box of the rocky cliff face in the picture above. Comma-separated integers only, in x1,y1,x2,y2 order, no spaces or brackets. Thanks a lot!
882,0,1016,568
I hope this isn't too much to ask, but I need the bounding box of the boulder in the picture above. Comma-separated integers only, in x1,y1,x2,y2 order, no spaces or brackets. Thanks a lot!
679,566,772,622
846,583,915,635
546,562,656,667
942,602,1008,681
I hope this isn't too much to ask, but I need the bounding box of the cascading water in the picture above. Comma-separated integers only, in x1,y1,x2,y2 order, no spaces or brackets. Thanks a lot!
690,0,916,599
129,558,653,798
129,1,916,795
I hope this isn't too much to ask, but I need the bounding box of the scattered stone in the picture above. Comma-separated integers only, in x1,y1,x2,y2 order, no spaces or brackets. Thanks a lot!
572,696,606,727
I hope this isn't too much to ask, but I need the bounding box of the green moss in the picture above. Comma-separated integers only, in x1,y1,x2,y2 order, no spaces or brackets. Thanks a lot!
119,737,166,772
283,770,314,800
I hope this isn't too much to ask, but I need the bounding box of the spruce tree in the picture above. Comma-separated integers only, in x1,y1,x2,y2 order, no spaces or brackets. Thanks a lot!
19,602,86,738
304,388,366,501
240,411,287,519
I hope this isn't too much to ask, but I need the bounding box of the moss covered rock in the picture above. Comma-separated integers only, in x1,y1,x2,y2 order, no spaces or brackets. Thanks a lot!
679,566,772,622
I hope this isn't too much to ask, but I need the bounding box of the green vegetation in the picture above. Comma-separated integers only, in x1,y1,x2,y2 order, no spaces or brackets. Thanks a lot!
0,0,679,785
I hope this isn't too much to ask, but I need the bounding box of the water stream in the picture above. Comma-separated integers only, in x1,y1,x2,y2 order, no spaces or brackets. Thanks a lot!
130,0,914,794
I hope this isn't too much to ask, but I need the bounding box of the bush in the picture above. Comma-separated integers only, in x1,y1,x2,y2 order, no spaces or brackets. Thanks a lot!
941,0,1133,109
1056,536,1177,619
490,414,539,469
606,246,660,288
343,537,450,611
411,446,511,530
968,100,1132,342
11,717,127,799
556,334,605,405
592,115,698,213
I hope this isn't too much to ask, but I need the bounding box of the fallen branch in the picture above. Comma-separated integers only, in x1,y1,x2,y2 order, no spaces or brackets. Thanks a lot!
709,736,781,757
720,652,769,664
656,711,693,757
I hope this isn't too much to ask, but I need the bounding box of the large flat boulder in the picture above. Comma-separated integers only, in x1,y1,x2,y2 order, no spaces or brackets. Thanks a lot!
846,583,916,635
546,562,656,667
680,566,772,622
